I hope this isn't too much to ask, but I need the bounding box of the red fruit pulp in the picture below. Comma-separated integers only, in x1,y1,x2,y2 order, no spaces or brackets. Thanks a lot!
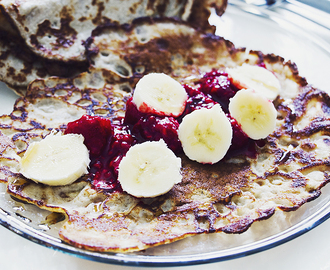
65,114,113,157
132,115,181,153
181,84,217,118
196,70,239,112
65,115,135,192
226,115,258,159
65,69,260,193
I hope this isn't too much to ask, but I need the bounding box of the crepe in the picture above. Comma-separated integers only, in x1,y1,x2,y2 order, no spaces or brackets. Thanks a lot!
0,30,89,96
1,20,330,252
0,0,227,62
0,0,226,94
0,8,87,96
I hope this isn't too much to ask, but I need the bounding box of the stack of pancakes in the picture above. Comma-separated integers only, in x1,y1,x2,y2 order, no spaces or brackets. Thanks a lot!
1,0,330,253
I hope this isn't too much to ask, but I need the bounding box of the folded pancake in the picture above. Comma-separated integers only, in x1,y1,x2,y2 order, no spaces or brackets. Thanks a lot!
0,1,226,94
0,28,88,96
0,32,45,96
0,0,227,62
1,21,330,252
87,19,239,79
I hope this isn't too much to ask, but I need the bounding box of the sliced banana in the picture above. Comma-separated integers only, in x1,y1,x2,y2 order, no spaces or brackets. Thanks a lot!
118,140,182,198
20,133,90,186
178,104,233,164
228,88,277,140
226,64,281,101
132,73,188,117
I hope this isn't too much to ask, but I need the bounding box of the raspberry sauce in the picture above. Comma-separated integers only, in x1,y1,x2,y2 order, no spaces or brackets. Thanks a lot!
196,70,239,112
132,115,181,153
65,115,135,193
65,70,259,192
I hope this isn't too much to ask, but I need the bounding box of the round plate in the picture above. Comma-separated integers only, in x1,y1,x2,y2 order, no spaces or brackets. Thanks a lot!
1,0,330,267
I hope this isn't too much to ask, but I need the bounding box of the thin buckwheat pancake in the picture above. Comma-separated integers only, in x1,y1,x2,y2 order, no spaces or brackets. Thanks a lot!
1,21,330,252
85,18,306,93
0,1,226,94
0,31,45,96
0,0,227,62
0,7,87,96
0,30,89,96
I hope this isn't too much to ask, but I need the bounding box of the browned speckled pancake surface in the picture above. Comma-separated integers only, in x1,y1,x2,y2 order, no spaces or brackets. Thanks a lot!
0,0,227,62
0,1,227,94
1,22,330,252
0,31,89,96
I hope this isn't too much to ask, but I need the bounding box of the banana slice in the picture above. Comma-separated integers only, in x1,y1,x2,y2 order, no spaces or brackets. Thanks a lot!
20,133,90,186
228,88,277,140
118,140,182,198
178,104,233,164
132,73,188,117
226,64,281,101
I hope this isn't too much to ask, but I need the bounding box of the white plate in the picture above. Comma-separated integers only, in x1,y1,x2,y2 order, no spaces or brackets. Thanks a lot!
1,0,330,267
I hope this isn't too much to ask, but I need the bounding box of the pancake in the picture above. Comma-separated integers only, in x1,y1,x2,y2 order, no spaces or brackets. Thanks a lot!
0,32,44,96
0,30,89,96
0,0,227,62
1,21,330,252
0,9,89,96
0,0,226,94
87,18,237,79
86,18,307,95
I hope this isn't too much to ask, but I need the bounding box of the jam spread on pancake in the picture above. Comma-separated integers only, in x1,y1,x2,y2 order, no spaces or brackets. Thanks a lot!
65,70,260,193
196,70,238,112
131,115,182,153
65,115,134,192
181,84,217,116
